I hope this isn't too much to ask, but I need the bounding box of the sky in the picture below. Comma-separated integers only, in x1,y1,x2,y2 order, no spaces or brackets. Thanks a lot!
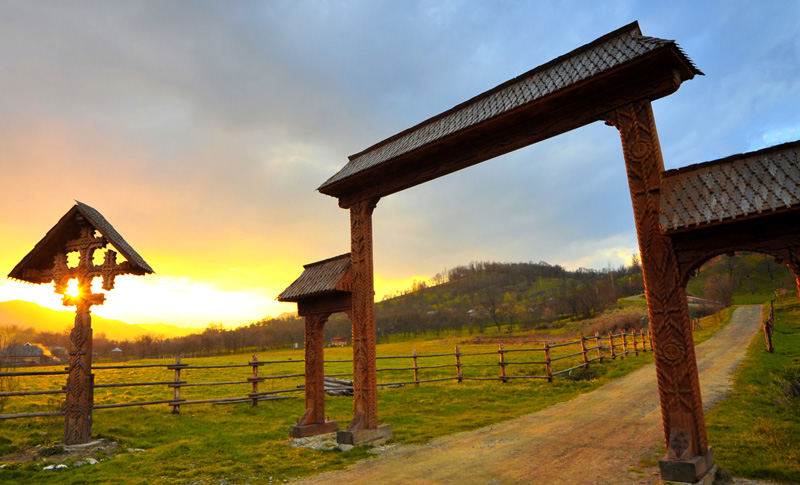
0,0,798,329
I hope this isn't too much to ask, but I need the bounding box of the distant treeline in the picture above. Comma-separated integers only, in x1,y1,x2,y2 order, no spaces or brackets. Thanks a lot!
2,259,646,360
9,253,792,361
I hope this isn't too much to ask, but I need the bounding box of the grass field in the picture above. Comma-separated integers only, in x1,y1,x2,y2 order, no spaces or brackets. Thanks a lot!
0,332,662,484
0,310,734,484
705,298,800,483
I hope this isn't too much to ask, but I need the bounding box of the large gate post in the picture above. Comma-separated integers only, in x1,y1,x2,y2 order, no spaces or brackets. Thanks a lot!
606,100,714,483
339,197,392,445
290,313,338,437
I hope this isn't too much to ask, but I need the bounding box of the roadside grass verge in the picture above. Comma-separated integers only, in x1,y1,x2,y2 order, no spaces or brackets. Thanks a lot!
705,298,800,483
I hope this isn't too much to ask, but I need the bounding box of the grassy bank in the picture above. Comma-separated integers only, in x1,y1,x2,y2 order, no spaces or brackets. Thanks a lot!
705,298,800,483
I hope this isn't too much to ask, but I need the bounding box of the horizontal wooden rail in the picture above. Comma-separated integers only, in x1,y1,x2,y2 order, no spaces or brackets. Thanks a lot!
381,377,458,386
249,388,305,397
0,389,66,397
458,350,499,357
93,364,169,370
171,380,250,387
0,370,69,377
503,360,548,366
378,364,454,372
94,400,174,410
250,373,305,381
549,351,585,361
0,411,64,420
547,340,582,348
95,381,175,388
498,347,546,353
500,375,551,380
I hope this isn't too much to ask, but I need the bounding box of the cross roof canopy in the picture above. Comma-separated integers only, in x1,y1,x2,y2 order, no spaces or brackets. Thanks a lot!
8,201,154,284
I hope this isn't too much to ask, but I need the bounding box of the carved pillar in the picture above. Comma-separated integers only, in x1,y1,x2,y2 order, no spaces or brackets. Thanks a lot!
606,100,714,482
339,197,392,445
290,313,338,437
63,301,94,445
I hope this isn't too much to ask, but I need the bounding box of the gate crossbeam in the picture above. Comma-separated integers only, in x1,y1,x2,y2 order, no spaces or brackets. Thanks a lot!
319,21,701,208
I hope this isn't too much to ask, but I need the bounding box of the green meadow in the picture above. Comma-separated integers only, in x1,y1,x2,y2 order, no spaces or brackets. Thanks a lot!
3,303,795,485
0,326,669,484
705,298,800,482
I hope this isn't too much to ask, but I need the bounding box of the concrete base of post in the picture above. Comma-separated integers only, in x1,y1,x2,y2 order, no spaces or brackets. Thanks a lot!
289,420,338,438
336,424,392,446
659,447,715,484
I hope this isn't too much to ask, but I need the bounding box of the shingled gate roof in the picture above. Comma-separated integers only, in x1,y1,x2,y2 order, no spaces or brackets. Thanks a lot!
660,140,800,233
277,253,352,302
319,21,701,200
8,201,154,284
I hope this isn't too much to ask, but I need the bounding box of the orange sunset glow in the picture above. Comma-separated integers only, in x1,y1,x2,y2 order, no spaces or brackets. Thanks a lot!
2,2,795,332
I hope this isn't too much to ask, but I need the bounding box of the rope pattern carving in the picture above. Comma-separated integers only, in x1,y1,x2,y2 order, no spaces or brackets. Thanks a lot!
606,100,708,457
349,198,379,430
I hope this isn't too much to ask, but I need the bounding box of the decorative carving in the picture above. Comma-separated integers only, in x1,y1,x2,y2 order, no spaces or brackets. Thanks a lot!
605,100,708,459
9,204,151,445
349,197,379,430
304,313,329,424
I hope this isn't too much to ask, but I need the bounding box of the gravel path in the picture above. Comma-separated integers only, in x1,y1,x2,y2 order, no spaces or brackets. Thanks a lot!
296,305,763,484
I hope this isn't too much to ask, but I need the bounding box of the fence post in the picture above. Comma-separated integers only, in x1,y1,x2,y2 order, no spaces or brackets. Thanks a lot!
647,328,653,351
544,343,552,382
250,354,259,407
412,349,419,387
580,333,588,369
632,330,639,356
595,332,603,363
764,300,775,353
455,345,462,383
498,343,508,383
608,332,616,359
621,330,628,358
169,354,187,415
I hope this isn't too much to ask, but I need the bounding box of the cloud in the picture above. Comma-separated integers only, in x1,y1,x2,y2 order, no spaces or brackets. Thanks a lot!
1,1,798,324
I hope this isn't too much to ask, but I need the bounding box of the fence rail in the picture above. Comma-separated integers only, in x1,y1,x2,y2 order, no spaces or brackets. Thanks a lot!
0,328,651,421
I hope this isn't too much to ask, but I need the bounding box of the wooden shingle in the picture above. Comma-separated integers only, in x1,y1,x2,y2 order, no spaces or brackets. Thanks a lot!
8,201,154,284
277,254,351,302
660,140,800,233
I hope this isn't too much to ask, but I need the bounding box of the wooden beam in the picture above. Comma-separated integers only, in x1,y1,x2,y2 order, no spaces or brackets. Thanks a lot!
327,51,688,208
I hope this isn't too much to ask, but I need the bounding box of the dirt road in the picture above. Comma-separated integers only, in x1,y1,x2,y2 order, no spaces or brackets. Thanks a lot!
297,305,762,484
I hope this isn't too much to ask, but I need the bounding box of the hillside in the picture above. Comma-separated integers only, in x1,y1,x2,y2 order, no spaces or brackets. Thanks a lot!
686,253,795,306
365,260,645,340
0,300,199,341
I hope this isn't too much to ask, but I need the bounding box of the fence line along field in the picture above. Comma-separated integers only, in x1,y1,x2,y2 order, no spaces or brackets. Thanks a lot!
0,310,737,484
1,329,651,420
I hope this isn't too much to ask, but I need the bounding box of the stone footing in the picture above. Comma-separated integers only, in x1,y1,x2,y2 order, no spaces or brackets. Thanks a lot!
336,424,392,446
659,447,715,484
289,420,338,438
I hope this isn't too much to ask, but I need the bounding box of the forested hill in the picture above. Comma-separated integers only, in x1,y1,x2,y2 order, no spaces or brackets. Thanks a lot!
371,260,645,338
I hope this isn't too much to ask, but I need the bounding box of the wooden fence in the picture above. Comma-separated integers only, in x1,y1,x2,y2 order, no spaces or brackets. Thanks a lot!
0,328,651,421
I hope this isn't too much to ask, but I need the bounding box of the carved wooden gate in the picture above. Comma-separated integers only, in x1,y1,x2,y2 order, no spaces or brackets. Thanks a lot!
291,21,799,482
